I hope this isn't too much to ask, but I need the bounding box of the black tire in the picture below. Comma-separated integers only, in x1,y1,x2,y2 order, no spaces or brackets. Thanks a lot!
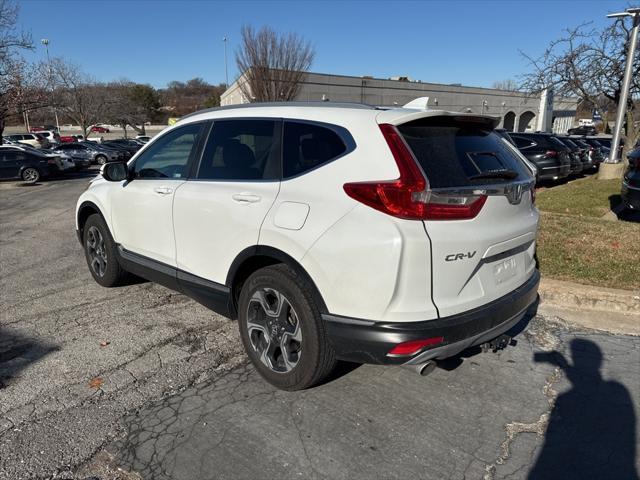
238,264,336,391
21,167,40,184
95,154,107,165
83,213,129,287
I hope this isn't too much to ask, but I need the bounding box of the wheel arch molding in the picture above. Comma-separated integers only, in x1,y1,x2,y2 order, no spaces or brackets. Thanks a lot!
226,246,329,319
76,201,107,245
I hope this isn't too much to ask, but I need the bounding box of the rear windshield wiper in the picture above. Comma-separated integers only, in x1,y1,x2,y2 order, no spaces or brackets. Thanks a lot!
468,169,518,181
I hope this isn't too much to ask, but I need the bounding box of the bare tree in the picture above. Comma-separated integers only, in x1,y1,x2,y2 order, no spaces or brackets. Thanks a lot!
235,25,314,102
50,58,111,137
0,0,48,136
491,79,519,91
520,19,640,159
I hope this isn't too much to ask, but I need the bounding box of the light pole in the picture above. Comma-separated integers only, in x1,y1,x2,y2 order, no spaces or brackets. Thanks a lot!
223,37,229,87
41,38,60,131
606,7,640,163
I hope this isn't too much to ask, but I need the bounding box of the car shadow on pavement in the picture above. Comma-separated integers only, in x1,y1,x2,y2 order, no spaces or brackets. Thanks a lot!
0,327,59,389
529,338,638,480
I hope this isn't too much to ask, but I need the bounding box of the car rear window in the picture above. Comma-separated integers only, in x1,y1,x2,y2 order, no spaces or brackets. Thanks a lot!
397,117,532,188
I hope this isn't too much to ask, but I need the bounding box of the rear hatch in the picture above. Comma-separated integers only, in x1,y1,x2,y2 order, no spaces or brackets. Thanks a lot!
394,114,538,317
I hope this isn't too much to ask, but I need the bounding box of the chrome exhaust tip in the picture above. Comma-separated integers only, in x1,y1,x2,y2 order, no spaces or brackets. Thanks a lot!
403,360,437,377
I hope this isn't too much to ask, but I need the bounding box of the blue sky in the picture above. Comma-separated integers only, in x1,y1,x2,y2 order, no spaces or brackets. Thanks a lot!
18,0,629,89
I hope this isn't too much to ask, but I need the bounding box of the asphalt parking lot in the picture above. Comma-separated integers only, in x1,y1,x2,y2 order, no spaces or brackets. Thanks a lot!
1,174,639,480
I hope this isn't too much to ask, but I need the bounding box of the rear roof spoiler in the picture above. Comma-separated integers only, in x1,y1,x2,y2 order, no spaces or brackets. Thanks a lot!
376,108,501,129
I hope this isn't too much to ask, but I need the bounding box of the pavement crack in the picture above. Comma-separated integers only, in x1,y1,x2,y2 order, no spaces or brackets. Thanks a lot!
483,366,562,480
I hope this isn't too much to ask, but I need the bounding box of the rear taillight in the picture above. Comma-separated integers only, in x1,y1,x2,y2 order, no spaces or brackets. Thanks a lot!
545,150,558,158
388,336,444,356
343,124,487,221
47,158,57,165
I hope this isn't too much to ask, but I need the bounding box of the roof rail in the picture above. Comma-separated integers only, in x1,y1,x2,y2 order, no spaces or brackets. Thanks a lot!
179,101,377,121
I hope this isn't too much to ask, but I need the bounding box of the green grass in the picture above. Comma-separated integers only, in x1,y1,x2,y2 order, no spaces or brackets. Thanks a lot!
536,176,622,218
537,212,640,290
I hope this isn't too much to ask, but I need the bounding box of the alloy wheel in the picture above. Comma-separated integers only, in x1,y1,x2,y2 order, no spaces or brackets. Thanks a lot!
86,226,107,277
22,168,39,183
246,288,302,373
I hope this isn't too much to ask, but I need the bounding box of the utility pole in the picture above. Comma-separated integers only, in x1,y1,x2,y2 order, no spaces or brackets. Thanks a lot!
606,8,640,163
41,38,60,132
223,37,229,87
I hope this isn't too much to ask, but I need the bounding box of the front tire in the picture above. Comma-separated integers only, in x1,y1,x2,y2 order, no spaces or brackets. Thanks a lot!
83,214,128,287
238,264,336,390
21,167,40,184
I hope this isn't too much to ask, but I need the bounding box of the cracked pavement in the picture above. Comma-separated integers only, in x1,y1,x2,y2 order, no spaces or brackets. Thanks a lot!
1,174,639,480
0,175,244,479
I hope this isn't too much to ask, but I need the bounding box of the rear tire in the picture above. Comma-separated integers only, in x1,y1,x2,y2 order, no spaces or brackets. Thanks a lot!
83,214,129,287
95,155,107,165
238,264,337,390
21,167,40,184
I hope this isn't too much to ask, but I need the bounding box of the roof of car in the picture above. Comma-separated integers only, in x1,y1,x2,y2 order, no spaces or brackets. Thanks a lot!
180,101,378,121
179,101,500,128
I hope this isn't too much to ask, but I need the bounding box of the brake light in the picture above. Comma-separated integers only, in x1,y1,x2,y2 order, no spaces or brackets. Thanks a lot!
388,336,444,356
545,150,558,158
343,124,487,220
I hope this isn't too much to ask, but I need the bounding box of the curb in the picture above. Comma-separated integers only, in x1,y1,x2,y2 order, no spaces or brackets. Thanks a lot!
538,277,640,336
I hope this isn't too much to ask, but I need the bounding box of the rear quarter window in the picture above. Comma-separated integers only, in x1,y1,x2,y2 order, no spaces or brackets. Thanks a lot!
282,121,353,178
397,117,532,188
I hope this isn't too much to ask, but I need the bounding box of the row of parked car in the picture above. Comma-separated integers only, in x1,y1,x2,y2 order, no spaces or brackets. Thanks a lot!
496,130,613,182
1,132,149,184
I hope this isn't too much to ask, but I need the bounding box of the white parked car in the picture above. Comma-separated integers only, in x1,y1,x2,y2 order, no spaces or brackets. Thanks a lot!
75,102,540,390
4,133,49,149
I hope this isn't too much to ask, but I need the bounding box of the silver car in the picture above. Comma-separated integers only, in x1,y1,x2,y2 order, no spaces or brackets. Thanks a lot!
52,142,119,166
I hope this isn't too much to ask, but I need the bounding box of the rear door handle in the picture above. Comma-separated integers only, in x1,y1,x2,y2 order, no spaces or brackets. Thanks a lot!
154,187,173,195
232,193,261,203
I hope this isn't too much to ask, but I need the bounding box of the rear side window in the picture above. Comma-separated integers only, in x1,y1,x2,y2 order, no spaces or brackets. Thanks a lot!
283,121,350,178
197,119,280,181
512,136,534,149
397,117,532,188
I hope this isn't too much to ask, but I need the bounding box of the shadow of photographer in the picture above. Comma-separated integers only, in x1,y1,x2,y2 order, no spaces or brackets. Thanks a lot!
530,338,638,479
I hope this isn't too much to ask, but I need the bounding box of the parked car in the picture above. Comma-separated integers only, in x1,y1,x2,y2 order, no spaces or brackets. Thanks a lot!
567,125,596,136
572,138,602,170
4,133,50,149
36,130,61,148
582,138,609,160
89,125,110,133
75,102,540,390
101,139,141,156
592,137,624,160
0,148,55,183
510,133,572,181
554,136,588,174
30,125,59,133
0,144,74,173
52,142,115,166
622,146,640,211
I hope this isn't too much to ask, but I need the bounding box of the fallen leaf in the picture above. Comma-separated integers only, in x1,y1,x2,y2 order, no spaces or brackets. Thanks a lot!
100,341,110,347
611,241,620,249
89,377,103,389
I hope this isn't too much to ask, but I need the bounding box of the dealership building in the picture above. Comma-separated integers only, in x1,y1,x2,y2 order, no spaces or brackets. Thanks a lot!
221,70,578,134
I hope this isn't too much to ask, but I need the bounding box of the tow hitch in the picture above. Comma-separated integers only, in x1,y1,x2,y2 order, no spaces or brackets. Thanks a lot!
480,334,515,353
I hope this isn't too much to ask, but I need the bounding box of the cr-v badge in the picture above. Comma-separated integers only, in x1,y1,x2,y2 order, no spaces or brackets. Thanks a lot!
445,251,477,262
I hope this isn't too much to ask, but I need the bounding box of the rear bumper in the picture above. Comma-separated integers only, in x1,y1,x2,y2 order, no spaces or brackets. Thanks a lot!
323,269,540,365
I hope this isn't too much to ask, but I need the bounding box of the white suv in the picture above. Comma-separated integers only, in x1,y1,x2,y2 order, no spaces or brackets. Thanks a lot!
75,102,539,390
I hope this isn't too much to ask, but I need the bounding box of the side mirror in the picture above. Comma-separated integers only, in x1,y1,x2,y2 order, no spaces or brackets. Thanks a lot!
101,161,129,182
